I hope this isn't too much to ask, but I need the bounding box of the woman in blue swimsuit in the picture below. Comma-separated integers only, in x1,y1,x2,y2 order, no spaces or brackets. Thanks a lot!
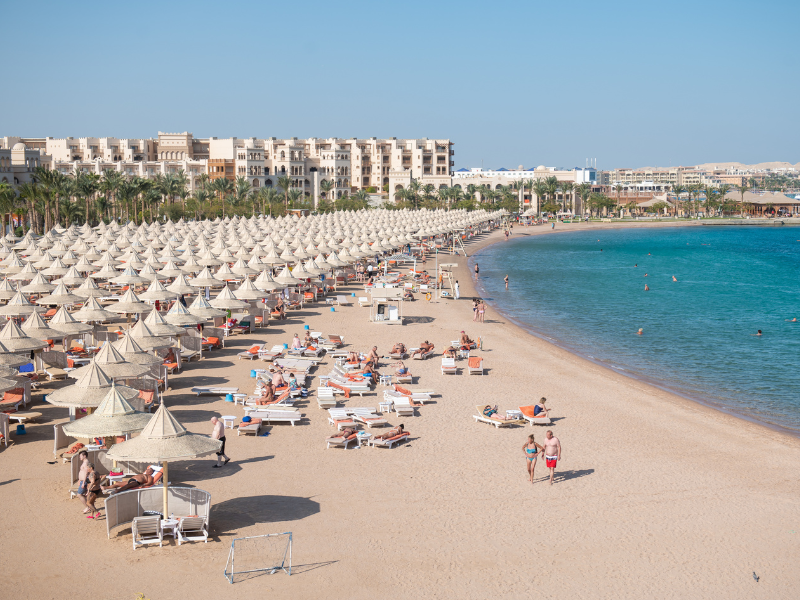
522,434,544,484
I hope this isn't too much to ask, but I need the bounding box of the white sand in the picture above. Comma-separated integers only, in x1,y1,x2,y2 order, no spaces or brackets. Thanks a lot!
1,222,799,599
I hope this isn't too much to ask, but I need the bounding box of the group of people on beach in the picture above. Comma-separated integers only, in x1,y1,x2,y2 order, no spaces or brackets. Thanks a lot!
523,430,562,486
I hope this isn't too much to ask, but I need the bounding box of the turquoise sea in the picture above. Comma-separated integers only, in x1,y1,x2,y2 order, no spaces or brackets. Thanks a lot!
472,226,800,433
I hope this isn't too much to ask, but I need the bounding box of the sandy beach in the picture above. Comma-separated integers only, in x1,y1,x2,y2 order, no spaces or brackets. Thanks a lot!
2,221,799,600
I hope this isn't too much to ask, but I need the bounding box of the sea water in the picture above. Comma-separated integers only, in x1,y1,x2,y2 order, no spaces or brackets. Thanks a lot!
473,226,800,433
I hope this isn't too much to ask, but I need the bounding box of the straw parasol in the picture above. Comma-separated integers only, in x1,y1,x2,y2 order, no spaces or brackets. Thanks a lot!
128,319,174,350
273,266,301,286
230,258,258,277
163,300,205,326
143,308,185,336
158,260,184,278
69,343,151,379
210,286,250,311
21,272,56,294
113,333,164,366
106,403,222,517
0,320,47,354
0,339,33,367
47,361,139,408
139,278,177,302
253,269,282,291
107,288,152,315
166,274,196,295
35,281,84,306
73,277,106,298
0,290,46,317
41,258,69,277
110,266,151,287
187,294,226,319
48,306,93,335
0,277,17,300
72,296,116,322
89,264,121,280
9,262,40,281
61,382,153,439
20,311,66,341
234,278,268,301
190,267,224,288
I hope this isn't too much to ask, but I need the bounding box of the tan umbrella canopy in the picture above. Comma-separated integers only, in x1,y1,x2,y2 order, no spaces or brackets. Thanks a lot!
180,256,203,274
48,306,93,335
163,300,204,326
41,258,69,277
190,267,224,288
230,259,258,277
20,272,56,294
139,278,177,302
273,266,301,286
234,278,268,301
0,290,46,317
47,361,139,408
0,319,49,352
0,339,33,367
143,308,185,337
110,266,150,287
210,285,250,311
261,248,286,266
166,274,196,295
113,333,163,366
69,342,151,379
0,375,24,394
0,277,17,300
72,296,116,322
21,311,66,341
253,269,282,291
158,260,184,278
128,319,174,350
106,403,222,516
187,294,226,319
62,382,152,439
9,261,40,281
89,264,121,280
73,277,106,298
35,281,84,306
108,288,152,315
197,250,223,267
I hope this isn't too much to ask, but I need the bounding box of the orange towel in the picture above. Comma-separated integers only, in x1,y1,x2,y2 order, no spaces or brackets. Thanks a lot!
468,357,482,369
328,382,350,398
519,405,546,419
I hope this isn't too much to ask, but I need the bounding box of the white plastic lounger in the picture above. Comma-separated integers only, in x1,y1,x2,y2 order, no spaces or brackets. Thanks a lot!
441,357,458,375
473,406,517,428
177,516,208,545
132,515,163,549
358,296,370,307
192,387,238,396
247,409,302,426
328,408,357,429
351,407,389,428
393,399,415,417
369,432,410,448
326,433,359,449
237,345,263,360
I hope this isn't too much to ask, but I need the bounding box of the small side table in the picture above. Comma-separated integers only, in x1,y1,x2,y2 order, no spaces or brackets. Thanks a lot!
505,409,523,421
356,432,372,447
222,415,236,430
378,400,393,414
161,518,179,540
232,393,247,405
378,374,392,386
106,473,126,485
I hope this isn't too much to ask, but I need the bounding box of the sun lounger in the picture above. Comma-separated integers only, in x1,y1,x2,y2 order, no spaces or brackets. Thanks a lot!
326,431,359,449
369,431,410,448
302,346,325,358
412,347,435,360
441,357,458,375
192,387,239,397
351,407,390,427
238,344,263,360
358,296,370,307
317,387,337,409
473,405,518,428
389,351,408,360
393,399,415,417
247,409,302,426
519,405,552,426
468,356,484,375
392,384,431,402
45,367,68,381
258,345,285,362
396,372,413,384
328,408,357,429
237,417,262,436
132,515,163,550
177,516,209,545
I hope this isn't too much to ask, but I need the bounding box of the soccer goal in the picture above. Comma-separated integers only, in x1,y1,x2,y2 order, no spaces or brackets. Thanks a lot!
224,532,292,583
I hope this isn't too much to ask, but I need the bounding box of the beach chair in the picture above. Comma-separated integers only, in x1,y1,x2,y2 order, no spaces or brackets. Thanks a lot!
326,431,359,449
468,356,484,375
317,387,337,409
192,387,239,397
177,516,209,545
259,345,284,362
45,367,68,381
370,431,410,448
396,372,413,384
473,405,517,428
358,296,370,307
393,399,415,417
237,344,263,360
351,407,390,428
132,515,163,550
248,409,302,427
519,405,552,426
441,357,458,375
302,346,325,358
321,335,344,350
328,408,357,430
392,384,431,402
237,417,262,435
412,347,435,360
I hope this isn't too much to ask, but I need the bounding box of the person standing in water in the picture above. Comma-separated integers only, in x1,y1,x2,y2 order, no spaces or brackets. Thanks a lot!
504,275,509,290
474,263,479,279
645,284,650,291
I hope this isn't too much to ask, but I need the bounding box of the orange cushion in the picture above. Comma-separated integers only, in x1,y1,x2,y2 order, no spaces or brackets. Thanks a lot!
468,357,482,369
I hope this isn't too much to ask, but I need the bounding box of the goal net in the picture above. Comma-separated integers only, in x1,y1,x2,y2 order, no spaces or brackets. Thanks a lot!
224,532,292,583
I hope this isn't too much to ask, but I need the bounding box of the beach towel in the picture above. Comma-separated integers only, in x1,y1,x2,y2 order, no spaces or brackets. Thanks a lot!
328,382,351,398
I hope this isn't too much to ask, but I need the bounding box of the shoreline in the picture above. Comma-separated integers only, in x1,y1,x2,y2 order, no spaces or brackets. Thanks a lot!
460,221,800,441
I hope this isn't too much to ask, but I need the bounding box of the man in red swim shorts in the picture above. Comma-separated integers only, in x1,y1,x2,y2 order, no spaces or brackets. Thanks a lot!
542,430,562,485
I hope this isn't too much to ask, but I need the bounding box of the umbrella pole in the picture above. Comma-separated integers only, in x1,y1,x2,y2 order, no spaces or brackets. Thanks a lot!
163,460,169,517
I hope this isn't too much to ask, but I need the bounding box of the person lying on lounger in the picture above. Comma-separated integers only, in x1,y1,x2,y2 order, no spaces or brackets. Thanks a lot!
350,361,377,378
403,288,414,300
443,345,458,358
483,405,513,421
271,370,286,388
460,331,476,349
391,343,406,355
373,424,405,440
347,351,360,364
394,361,409,375
329,426,358,440
411,341,434,358
102,467,155,494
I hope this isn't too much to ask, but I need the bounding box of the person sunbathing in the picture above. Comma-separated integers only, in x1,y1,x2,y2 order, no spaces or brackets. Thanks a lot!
403,288,414,300
256,382,275,405
365,346,380,364
443,345,458,358
460,331,476,349
391,343,406,355
483,405,513,421
346,351,360,364
291,334,303,350
373,424,405,440
163,348,176,364
271,370,286,388
350,361,376,378
329,426,357,439
102,467,155,494
394,361,409,375
411,341,434,358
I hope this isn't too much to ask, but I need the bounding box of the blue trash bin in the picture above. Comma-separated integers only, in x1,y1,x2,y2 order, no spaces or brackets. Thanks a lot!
304,325,309,330
330,307,335,312
225,394,234,403
16,424,26,435
250,369,257,378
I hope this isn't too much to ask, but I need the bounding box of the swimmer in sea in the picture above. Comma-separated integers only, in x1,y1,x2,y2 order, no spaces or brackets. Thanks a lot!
648,253,651,255
644,284,649,291
786,318,797,322
634,264,637,267
644,273,648,277
755,330,762,336
637,328,643,335
672,275,677,282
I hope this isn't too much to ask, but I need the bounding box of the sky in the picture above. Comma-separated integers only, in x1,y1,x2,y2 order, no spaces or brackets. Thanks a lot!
3,0,799,170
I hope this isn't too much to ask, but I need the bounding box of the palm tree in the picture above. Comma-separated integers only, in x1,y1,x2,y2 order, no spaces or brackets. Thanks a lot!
59,198,84,225
532,180,548,216
0,182,16,235
716,184,731,217
319,179,334,200
670,185,685,217
736,182,750,216
100,169,123,222
17,182,39,233
277,176,293,209
576,183,591,218
234,176,251,206
562,182,575,214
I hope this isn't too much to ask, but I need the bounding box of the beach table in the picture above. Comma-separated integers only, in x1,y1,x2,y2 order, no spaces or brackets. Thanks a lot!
161,518,179,540
356,431,372,447
221,416,236,430
379,374,392,386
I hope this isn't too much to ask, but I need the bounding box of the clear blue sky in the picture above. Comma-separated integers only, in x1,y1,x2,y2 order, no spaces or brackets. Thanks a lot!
3,0,798,170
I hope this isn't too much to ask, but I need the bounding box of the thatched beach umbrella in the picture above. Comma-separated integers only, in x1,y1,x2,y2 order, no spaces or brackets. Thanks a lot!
128,320,173,351
190,267,223,288
106,403,222,517
187,294,226,319
163,300,204,327
72,296,116,323
47,362,139,408
69,343,151,380
21,272,56,294
234,278,267,301
210,286,250,311
166,274,196,296
73,277,106,299
0,339,33,368
0,290,46,317
35,281,84,306
0,319,49,353
143,308,185,337
48,306,93,335
253,269,282,292
107,288,152,315
274,266,301,286
21,311,66,341
113,333,163,366
61,382,152,439
0,277,17,300
139,279,176,302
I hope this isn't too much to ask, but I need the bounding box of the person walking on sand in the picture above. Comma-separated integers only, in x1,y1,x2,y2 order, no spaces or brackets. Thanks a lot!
542,430,562,485
523,434,544,484
478,300,486,322
454,280,460,300
211,416,230,468
504,275,509,290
